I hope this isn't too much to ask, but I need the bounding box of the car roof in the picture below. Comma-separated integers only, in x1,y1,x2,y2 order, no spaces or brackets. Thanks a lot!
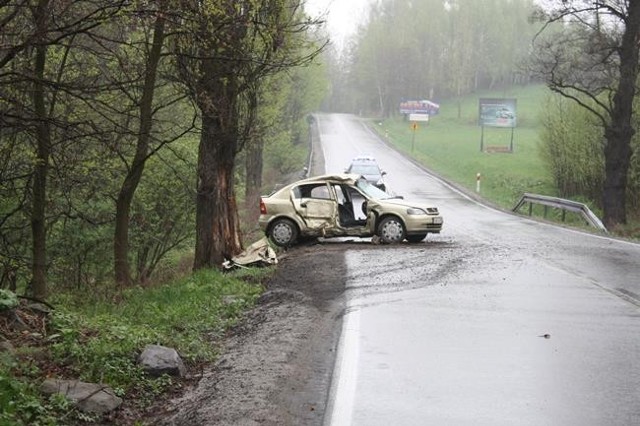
296,173,361,185
265,173,370,198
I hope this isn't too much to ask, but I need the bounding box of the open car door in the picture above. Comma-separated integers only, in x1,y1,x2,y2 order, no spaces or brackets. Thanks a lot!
291,182,337,230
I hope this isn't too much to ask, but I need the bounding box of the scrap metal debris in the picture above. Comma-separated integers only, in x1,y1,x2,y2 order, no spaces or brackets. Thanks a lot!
223,237,278,270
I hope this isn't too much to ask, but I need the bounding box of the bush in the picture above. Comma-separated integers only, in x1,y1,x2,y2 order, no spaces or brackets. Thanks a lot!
0,289,19,311
538,94,604,205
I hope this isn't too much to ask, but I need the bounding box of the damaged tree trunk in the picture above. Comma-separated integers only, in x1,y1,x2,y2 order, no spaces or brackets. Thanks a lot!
193,73,243,269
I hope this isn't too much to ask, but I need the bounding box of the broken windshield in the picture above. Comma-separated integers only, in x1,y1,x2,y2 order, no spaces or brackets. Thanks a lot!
356,178,390,199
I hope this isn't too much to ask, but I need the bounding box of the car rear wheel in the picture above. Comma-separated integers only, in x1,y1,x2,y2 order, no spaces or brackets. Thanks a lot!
406,234,427,243
269,218,298,247
377,216,405,244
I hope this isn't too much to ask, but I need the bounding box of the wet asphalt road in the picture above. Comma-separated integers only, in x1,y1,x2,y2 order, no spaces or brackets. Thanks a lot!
317,114,640,426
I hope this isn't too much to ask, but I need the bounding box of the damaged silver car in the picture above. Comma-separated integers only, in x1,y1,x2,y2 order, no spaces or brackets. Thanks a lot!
259,174,443,247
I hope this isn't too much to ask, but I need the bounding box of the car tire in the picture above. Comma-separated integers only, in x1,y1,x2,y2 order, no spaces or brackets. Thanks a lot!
406,234,427,243
269,218,298,247
377,216,405,244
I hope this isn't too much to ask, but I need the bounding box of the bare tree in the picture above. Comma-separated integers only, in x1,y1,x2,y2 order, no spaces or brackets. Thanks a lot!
531,0,640,228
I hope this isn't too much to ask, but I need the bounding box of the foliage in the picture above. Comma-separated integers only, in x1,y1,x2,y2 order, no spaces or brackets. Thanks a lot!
539,88,640,215
530,0,640,227
50,268,264,385
1,268,266,425
330,0,540,116
538,94,605,203
1,0,324,296
0,289,19,311
0,353,73,426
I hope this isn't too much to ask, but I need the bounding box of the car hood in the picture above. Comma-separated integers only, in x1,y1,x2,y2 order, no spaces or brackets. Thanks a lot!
376,197,438,211
362,173,383,182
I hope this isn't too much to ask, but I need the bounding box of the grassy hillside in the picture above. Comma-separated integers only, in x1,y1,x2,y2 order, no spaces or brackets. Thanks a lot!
374,84,555,209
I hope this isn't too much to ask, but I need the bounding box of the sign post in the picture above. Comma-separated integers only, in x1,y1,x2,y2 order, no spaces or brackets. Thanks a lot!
411,122,418,153
478,98,517,153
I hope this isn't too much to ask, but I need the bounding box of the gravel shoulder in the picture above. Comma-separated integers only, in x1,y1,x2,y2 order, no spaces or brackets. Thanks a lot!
150,116,345,425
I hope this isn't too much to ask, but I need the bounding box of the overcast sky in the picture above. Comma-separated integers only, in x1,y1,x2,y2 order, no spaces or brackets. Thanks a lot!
304,0,375,50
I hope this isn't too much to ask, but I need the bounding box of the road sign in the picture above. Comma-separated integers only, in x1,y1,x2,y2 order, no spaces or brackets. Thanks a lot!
409,113,430,122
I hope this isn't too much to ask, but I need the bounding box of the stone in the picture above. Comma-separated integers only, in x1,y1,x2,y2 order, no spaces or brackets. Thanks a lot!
40,379,122,414
138,344,186,378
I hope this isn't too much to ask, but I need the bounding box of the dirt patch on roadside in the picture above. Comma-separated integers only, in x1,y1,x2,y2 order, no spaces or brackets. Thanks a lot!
153,243,348,426
144,116,344,425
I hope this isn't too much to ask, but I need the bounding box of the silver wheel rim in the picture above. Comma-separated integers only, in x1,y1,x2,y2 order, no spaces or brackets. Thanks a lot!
381,219,403,243
272,222,293,245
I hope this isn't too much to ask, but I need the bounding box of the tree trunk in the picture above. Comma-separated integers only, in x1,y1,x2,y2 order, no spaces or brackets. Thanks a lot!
114,11,165,286
30,0,51,300
193,111,243,269
377,83,385,117
245,138,264,223
602,0,640,228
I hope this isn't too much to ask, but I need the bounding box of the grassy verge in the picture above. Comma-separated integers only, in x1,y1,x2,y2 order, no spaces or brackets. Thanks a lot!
370,84,626,232
1,111,309,425
374,84,556,209
1,268,267,425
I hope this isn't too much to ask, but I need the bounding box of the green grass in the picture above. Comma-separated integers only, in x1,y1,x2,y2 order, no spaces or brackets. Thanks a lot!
374,84,556,209
2,268,267,425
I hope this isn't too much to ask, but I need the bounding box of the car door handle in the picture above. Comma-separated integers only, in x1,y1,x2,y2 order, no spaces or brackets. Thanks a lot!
300,202,307,208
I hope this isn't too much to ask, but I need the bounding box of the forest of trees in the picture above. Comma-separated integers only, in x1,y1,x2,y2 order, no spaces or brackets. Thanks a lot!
2,0,640,301
0,1,327,299
326,0,539,116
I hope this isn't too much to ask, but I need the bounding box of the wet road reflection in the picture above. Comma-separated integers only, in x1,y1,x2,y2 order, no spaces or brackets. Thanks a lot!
319,114,640,426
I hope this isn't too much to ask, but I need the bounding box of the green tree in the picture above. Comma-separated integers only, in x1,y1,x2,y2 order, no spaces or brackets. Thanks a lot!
532,0,640,228
174,0,323,269
338,0,538,116
0,0,128,299
111,2,196,286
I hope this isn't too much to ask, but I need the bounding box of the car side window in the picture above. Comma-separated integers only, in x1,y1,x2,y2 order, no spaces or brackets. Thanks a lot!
310,185,331,199
294,183,332,200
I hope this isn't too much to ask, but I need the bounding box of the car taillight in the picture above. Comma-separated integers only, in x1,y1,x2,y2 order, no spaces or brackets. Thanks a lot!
259,198,267,215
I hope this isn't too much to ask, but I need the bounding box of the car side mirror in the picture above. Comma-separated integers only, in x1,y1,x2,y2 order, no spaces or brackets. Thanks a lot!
381,171,387,176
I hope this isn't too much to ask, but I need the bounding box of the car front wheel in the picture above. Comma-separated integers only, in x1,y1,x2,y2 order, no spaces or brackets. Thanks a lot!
377,216,405,244
269,218,298,247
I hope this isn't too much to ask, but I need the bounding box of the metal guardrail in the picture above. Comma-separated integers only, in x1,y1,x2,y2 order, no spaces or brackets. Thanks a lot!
512,193,608,233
